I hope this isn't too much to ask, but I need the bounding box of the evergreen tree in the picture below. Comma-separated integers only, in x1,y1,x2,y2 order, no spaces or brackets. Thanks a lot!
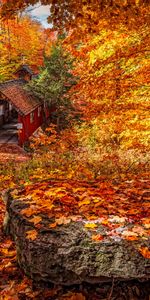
26,43,78,130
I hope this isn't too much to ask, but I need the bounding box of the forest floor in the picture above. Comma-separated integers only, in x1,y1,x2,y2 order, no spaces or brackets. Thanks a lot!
0,144,149,300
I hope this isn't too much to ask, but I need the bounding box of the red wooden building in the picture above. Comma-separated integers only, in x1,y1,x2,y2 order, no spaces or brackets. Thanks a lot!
0,65,51,146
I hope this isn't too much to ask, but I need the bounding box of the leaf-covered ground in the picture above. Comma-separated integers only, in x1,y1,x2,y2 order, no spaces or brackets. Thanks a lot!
12,177,150,249
0,145,149,299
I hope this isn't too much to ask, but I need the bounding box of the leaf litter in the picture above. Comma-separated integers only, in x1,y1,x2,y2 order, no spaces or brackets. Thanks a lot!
0,174,150,299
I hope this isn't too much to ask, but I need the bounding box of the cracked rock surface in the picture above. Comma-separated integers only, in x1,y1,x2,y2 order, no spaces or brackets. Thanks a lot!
3,190,150,285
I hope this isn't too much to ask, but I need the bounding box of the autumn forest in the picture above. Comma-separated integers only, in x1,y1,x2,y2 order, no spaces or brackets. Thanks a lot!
0,1,150,299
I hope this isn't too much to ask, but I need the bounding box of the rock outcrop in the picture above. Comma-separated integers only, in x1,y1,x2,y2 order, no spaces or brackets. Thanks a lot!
3,184,150,286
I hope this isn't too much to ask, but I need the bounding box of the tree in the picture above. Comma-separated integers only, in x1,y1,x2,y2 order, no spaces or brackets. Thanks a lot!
26,42,78,130
63,20,150,176
1,0,149,33
0,14,54,82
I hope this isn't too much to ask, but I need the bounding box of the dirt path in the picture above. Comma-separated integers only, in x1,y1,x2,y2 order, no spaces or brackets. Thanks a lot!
0,144,30,163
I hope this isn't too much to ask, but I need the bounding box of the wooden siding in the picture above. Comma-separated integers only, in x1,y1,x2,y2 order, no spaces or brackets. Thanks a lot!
18,105,43,146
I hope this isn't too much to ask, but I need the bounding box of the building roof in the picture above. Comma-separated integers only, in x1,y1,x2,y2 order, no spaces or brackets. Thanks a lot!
0,79,41,115
14,64,34,75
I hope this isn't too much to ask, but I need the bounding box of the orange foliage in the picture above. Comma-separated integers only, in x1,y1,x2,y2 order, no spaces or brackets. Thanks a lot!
0,14,54,81
139,247,150,259
10,177,150,248
0,1,149,299
1,0,150,34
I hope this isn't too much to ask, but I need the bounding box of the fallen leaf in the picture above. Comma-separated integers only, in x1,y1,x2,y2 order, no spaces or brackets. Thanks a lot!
124,236,138,241
78,199,91,207
62,292,86,300
29,216,42,225
122,230,138,237
139,247,150,259
26,230,38,240
93,197,101,203
49,222,57,228
56,216,71,225
84,223,97,229
92,234,104,242
70,215,82,222
101,219,109,226
144,223,150,229
132,225,146,236
109,216,126,223
21,207,35,217
142,218,150,229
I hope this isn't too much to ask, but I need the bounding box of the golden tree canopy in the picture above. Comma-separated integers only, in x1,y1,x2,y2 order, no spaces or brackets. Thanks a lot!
1,0,150,32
